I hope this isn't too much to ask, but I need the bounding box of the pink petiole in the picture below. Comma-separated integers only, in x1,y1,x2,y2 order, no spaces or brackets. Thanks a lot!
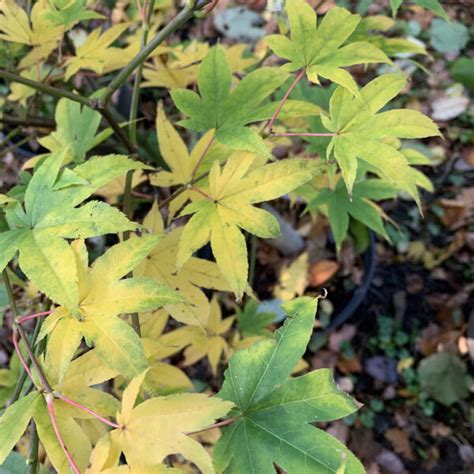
45,394,81,474
57,393,121,429
17,310,53,324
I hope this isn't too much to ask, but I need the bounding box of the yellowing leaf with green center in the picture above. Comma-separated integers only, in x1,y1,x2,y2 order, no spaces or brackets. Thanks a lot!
41,236,181,380
214,297,364,474
176,154,322,298
110,371,233,473
38,98,107,164
149,102,227,220
153,296,235,376
171,46,320,156
320,73,441,202
0,152,148,309
266,0,391,96
65,23,136,80
135,202,231,326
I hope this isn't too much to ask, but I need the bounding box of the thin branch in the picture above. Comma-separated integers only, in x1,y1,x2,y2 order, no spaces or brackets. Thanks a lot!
0,115,55,128
100,3,198,106
0,69,91,107
99,107,136,155
27,421,39,474
265,68,306,133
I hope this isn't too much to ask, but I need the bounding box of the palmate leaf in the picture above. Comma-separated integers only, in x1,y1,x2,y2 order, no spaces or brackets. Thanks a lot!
320,73,441,202
64,23,136,80
0,152,148,310
171,46,320,156
307,178,397,251
135,202,231,326
153,296,235,376
266,0,391,96
214,297,363,474
176,154,322,298
37,98,107,164
39,236,181,380
109,371,233,474
41,0,104,27
149,103,227,220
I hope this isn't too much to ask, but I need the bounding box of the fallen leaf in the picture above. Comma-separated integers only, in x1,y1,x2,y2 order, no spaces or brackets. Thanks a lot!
274,252,309,300
308,260,340,287
385,428,415,461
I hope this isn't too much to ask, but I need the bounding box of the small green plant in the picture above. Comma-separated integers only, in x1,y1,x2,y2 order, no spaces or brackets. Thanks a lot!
0,0,441,472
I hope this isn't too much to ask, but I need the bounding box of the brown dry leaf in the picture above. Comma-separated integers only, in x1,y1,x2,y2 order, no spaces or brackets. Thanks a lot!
385,428,415,461
336,355,362,375
417,323,461,356
439,197,468,229
308,260,339,287
430,422,452,438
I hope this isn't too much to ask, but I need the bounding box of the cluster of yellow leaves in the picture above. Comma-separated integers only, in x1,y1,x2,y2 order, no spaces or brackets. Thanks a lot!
0,0,63,68
135,202,231,327
142,42,258,89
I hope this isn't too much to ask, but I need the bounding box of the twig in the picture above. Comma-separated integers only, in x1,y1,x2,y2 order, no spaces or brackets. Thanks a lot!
99,3,199,106
0,115,55,128
27,421,39,474
0,69,91,107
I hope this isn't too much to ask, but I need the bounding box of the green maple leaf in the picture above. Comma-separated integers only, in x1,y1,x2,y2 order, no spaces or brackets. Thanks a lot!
266,0,391,96
390,0,449,21
171,46,320,156
214,297,363,473
307,178,397,251
42,0,104,27
320,73,441,203
0,151,148,310
176,154,322,298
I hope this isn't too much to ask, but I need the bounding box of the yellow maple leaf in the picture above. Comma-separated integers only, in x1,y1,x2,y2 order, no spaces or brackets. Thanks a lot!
65,23,136,80
40,236,181,382
149,102,227,221
135,203,231,327
151,296,235,376
109,371,233,473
